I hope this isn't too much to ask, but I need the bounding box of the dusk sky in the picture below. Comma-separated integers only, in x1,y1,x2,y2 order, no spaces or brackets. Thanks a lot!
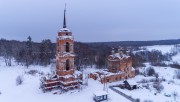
0,0,180,42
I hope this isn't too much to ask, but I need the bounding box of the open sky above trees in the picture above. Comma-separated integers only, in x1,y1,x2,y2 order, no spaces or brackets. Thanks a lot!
0,0,180,42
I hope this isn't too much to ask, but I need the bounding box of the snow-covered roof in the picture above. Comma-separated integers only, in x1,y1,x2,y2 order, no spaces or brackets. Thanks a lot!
109,53,130,60
125,80,137,85
63,54,75,57
93,90,108,96
59,74,73,78
100,70,124,78
59,28,70,32
61,53,75,57
131,67,135,71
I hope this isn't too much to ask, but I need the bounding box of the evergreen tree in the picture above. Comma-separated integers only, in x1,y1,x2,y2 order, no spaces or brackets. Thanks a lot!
25,36,33,68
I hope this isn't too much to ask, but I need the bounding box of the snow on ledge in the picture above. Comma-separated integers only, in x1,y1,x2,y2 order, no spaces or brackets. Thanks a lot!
58,36,73,40
59,28,70,32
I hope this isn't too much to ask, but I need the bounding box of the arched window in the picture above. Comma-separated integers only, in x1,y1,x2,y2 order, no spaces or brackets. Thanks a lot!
66,59,70,70
66,42,70,52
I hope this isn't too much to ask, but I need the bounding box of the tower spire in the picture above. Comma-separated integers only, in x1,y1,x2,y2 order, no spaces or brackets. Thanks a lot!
63,4,67,28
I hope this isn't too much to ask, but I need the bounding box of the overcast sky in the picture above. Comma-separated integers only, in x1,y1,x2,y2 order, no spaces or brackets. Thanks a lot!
0,0,180,42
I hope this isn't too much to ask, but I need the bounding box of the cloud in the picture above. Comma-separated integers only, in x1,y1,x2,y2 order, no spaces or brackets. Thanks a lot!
0,0,180,42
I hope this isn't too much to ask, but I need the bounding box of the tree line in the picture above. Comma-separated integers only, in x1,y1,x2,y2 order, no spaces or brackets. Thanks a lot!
0,37,178,69
0,37,55,67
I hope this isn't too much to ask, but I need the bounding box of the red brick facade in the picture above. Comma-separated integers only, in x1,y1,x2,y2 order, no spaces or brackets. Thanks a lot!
89,49,135,84
102,49,135,83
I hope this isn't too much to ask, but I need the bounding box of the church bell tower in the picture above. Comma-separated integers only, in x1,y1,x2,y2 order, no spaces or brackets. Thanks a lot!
56,7,75,76
41,5,81,92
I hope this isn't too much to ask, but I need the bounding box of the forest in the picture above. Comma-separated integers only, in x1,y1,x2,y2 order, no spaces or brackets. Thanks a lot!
0,37,179,69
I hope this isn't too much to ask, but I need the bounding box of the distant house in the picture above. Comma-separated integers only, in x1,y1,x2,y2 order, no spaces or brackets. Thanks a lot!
120,80,137,90
93,90,108,102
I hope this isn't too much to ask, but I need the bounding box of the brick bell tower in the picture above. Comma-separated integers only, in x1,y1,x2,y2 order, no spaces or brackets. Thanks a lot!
55,6,80,90
41,6,82,92
56,7,75,76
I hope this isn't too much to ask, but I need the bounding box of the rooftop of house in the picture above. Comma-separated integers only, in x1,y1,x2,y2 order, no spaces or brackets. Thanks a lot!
100,70,124,77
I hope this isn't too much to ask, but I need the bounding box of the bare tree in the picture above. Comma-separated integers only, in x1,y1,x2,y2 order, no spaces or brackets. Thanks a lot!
1,39,13,66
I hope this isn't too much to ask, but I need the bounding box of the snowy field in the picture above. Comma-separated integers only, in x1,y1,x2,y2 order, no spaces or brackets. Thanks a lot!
145,44,180,64
145,45,174,54
172,53,180,64
0,59,130,102
0,44,180,102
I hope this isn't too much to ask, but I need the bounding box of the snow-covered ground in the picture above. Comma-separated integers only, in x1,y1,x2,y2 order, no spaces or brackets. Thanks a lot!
145,45,174,54
0,60,130,102
172,53,180,64
114,65,180,102
1,62,180,102
145,45,180,64
1,44,180,102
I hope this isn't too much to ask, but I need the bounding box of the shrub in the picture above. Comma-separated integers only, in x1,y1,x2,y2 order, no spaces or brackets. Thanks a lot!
144,84,150,89
26,70,38,75
135,98,140,102
146,67,156,76
155,73,159,79
16,75,23,86
138,79,148,83
151,62,168,67
153,83,164,93
38,71,45,76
